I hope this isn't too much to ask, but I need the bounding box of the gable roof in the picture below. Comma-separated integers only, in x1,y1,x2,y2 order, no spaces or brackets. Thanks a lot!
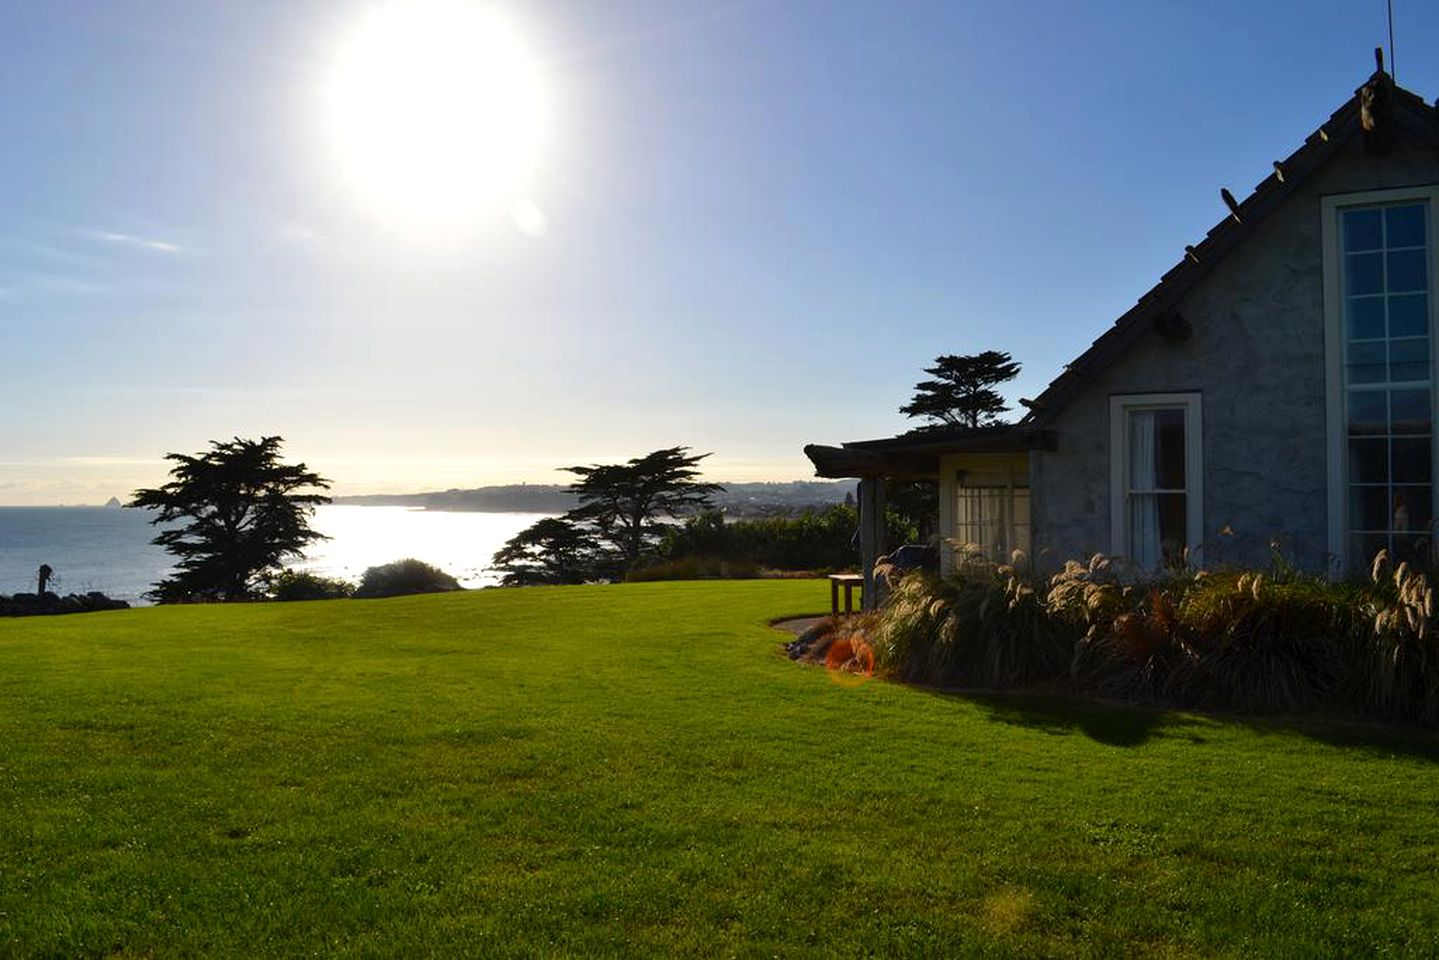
1020,72,1438,427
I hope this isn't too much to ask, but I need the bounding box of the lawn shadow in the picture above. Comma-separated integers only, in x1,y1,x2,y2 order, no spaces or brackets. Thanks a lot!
915,686,1178,747
909,684,1439,760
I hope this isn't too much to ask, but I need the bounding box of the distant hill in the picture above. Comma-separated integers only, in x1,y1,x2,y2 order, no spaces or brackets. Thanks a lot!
335,485,575,513
333,481,853,518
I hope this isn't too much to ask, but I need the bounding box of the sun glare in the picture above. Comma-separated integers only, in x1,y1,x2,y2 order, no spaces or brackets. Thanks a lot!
324,0,550,233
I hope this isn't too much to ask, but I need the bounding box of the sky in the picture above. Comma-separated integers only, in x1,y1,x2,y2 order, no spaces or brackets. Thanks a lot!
3,0,1438,505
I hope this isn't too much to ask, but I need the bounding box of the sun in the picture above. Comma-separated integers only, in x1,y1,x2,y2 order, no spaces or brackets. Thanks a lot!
323,0,550,232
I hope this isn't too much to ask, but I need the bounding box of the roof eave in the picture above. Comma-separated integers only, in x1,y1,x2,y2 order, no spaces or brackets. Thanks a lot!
803,427,1056,479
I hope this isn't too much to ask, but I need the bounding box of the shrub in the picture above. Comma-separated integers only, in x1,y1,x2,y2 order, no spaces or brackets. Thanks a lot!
1072,586,1195,703
626,556,760,582
1045,554,1141,641
659,504,920,573
872,560,1076,688
1353,552,1439,725
354,559,463,599
825,635,875,675
848,547,1439,728
1058,558,1360,712
269,570,355,601
1179,573,1354,713
871,571,966,683
968,564,1074,687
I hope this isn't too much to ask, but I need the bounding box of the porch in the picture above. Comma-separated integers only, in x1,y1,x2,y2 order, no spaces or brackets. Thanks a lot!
803,425,1055,609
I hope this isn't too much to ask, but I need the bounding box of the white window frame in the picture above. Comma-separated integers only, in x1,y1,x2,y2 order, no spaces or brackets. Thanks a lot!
1322,186,1439,573
1109,392,1204,568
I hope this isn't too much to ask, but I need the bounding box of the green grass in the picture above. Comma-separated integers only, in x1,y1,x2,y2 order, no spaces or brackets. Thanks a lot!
2,581,1437,957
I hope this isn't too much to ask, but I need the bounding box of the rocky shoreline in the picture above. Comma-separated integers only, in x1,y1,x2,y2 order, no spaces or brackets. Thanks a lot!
1,591,131,617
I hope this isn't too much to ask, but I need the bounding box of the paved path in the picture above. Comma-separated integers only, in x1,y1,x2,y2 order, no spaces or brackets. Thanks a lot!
772,616,826,635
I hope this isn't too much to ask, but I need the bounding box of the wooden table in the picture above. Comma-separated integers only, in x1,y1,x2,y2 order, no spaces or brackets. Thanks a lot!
828,573,864,616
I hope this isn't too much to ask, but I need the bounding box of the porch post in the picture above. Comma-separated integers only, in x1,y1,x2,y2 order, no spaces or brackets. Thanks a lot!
858,476,887,611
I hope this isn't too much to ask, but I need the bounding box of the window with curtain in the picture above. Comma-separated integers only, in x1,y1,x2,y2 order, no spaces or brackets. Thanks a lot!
1125,408,1187,568
1340,201,1432,565
1111,394,1201,569
954,484,1030,564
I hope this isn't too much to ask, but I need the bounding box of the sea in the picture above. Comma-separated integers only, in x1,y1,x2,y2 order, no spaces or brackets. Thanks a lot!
0,505,554,604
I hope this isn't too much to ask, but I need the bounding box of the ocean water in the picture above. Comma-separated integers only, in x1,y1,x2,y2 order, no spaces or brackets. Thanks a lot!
0,505,552,604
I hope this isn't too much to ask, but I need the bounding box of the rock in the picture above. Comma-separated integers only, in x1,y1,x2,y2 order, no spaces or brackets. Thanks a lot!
0,590,130,617
786,621,835,660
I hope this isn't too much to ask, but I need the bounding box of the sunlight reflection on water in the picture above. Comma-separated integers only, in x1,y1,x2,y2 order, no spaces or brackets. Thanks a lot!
0,505,554,603
300,506,555,589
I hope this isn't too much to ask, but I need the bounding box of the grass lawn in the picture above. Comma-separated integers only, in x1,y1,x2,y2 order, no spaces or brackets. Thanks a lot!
2,580,1438,957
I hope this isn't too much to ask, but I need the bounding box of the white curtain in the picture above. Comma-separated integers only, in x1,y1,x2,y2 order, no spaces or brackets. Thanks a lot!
982,489,1006,561
1128,411,1161,568
954,486,1017,563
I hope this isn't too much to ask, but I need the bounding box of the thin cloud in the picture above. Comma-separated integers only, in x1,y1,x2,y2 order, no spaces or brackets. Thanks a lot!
278,222,322,244
95,230,183,254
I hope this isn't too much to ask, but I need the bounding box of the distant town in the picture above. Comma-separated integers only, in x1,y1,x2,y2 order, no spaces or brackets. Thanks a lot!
333,480,853,518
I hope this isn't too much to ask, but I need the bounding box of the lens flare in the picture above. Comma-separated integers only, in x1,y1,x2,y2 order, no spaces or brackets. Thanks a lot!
824,634,875,687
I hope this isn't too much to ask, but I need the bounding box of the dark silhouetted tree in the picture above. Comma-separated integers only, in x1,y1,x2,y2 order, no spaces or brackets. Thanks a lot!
491,516,599,586
900,351,1021,429
564,447,724,573
354,559,461,598
128,436,330,602
886,479,939,541
491,447,724,584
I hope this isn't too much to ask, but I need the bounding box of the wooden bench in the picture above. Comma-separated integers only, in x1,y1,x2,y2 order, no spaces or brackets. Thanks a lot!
828,573,864,616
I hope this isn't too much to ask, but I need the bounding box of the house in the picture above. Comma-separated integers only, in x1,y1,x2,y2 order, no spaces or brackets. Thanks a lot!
805,63,1439,605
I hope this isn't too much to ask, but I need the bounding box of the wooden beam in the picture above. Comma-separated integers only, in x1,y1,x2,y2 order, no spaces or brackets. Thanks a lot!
857,477,886,612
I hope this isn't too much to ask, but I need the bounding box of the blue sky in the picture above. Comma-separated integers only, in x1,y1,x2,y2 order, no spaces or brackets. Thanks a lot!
3,0,1437,504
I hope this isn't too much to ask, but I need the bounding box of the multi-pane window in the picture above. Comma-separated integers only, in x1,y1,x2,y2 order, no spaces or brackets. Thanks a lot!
953,484,1030,564
1110,394,1202,570
1341,202,1432,564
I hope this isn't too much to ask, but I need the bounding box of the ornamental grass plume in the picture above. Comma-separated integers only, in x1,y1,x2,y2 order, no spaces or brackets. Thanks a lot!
1359,549,1439,725
848,545,1439,728
1180,572,1351,714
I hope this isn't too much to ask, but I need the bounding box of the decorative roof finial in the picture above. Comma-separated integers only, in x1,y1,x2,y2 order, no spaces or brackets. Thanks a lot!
1220,188,1242,222
1360,56,1396,154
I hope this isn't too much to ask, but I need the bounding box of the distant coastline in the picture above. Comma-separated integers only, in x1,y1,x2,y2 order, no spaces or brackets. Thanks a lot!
8,480,855,517
333,480,852,518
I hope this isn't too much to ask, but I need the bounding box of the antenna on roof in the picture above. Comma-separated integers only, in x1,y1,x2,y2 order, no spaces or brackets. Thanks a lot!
1386,0,1396,81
